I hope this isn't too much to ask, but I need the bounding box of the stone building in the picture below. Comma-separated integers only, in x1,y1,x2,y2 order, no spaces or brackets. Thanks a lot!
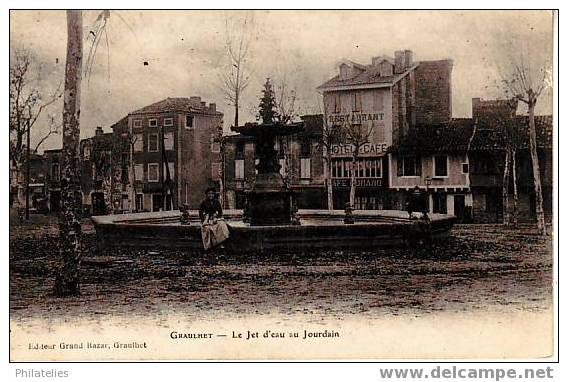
223,114,326,210
110,97,223,212
316,50,453,209
389,97,553,223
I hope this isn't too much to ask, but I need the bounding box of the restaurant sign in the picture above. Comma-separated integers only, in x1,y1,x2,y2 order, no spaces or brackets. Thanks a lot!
327,113,385,124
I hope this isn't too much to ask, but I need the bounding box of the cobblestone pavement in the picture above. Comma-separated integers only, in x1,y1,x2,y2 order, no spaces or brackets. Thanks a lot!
10,215,553,324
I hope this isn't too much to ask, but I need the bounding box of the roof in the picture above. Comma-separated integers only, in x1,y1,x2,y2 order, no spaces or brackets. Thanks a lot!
390,115,552,154
129,97,222,116
300,114,324,138
111,116,129,130
317,64,418,91
390,119,474,154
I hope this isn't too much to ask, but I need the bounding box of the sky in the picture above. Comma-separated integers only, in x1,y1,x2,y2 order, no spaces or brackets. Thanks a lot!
10,10,554,153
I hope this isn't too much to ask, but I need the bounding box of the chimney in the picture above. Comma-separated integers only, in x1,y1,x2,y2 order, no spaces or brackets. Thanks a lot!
403,50,413,68
189,96,201,107
95,126,103,137
209,103,216,112
394,51,404,74
200,101,206,108
471,98,481,116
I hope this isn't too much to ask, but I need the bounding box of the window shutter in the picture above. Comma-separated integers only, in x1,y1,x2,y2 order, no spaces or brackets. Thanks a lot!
397,157,403,177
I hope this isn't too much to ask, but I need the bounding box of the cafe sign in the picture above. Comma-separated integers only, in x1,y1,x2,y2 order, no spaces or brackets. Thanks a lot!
332,178,383,188
331,143,388,156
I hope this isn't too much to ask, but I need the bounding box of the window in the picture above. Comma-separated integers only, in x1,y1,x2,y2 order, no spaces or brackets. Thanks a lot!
434,155,448,177
148,134,159,152
51,163,60,181
163,162,175,180
211,162,221,180
133,134,143,152
135,194,144,211
148,163,159,182
164,132,174,151
333,94,341,113
300,158,311,179
332,158,382,178
235,159,245,180
397,156,421,177
300,142,311,158
134,164,144,181
462,163,469,174
164,117,174,127
185,115,194,129
133,119,142,128
351,92,362,112
211,142,221,153
255,158,259,175
148,118,158,128
433,193,447,214
235,142,245,157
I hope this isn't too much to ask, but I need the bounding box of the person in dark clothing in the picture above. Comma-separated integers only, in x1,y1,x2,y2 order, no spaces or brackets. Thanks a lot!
199,187,229,250
406,186,429,220
199,187,223,223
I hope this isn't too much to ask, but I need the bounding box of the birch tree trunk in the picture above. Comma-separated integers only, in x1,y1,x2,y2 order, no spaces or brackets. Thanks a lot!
511,148,518,225
502,149,510,225
54,10,83,296
528,95,546,235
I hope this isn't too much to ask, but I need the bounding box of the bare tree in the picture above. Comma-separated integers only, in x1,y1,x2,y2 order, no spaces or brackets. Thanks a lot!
501,55,552,235
54,10,83,296
274,79,298,124
10,49,62,178
343,121,375,209
219,13,254,127
314,102,345,210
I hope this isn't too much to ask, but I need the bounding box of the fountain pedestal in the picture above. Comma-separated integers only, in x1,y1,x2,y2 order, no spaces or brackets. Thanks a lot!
232,122,303,226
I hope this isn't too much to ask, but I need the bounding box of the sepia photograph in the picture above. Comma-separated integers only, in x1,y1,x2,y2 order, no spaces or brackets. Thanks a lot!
8,9,556,361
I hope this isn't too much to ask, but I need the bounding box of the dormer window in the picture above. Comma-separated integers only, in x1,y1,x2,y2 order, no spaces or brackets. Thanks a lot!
339,63,350,80
185,115,194,129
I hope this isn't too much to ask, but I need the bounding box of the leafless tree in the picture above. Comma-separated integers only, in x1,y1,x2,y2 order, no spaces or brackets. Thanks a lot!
500,53,552,235
273,79,298,124
343,121,375,209
10,49,62,174
315,101,345,210
219,13,254,127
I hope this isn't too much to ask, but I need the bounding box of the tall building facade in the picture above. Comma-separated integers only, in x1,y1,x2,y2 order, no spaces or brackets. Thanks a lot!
317,50,453,209
111,97,223,212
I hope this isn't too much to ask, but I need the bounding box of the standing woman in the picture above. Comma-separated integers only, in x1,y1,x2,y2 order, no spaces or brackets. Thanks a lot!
199,187,229,250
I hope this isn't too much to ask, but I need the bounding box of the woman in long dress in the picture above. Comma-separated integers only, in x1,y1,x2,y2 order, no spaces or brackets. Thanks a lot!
199,187,230,250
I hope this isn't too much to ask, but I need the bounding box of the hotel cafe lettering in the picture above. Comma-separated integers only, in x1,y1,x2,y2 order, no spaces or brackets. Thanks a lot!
328,112,388,156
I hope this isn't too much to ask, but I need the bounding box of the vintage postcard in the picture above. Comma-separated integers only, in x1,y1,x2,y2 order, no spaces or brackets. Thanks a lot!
9,10,555,361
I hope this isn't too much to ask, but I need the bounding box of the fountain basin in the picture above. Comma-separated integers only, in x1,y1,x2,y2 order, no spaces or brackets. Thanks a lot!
91,209,456,251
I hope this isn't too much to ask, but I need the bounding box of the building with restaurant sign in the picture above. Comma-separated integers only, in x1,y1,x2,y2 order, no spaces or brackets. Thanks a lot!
317,50,453,209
